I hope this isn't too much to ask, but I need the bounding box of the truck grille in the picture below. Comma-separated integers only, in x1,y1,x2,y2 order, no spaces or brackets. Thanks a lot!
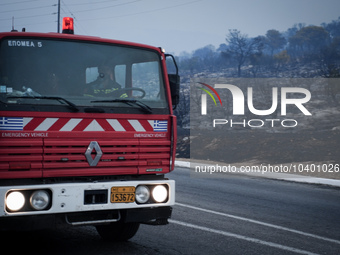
43,139,171,177
0,138,171,179
0,138,43,178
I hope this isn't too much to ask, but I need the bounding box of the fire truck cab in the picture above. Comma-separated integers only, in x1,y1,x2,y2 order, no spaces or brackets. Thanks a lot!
0,18,179,241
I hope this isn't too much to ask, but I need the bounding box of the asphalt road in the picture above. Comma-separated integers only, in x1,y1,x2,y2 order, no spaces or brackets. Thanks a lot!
3,167,340,255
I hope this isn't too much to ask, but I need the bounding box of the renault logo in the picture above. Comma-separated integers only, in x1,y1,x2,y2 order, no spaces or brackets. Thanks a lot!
85,141,103,166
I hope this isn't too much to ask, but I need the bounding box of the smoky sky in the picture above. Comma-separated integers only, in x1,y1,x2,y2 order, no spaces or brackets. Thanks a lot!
1,0,339,54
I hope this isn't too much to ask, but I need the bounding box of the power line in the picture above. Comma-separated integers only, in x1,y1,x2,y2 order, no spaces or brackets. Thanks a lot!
68,0,141,14
0,0,41,6
65,0,121,7
56,0,142,35
0,0,57,31
0,0,202,33
77,0,202,22
0,4,54,14
117,0,202,17
60,0,76,19
60,0,87,35
0,13,54,21
0,19,56,30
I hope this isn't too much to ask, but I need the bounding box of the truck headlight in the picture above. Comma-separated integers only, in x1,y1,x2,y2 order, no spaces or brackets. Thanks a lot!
30,190,50,210
135,185,150,204
6,191,25,211
152,185,168,203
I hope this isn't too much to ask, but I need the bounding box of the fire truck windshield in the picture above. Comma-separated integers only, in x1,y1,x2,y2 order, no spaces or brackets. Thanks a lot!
0,38,169,113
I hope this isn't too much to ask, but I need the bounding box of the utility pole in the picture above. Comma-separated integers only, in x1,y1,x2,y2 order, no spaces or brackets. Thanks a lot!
57,0,61,33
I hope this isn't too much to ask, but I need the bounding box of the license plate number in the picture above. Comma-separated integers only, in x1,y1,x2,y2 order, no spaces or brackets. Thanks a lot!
111,187,135,203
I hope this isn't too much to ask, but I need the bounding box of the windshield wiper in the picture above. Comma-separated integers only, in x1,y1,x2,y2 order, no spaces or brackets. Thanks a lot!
91,99,152,114
7,96,79,112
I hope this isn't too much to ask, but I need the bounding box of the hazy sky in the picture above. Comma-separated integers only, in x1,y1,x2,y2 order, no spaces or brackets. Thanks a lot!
1,0,339,54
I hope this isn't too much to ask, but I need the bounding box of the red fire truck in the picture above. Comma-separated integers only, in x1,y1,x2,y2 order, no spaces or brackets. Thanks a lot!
0,18,179,241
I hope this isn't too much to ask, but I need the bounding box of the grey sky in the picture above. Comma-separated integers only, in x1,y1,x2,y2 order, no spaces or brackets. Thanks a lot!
1,0,339,54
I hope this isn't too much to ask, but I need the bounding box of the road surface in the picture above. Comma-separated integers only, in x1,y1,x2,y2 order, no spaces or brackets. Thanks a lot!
2,167,340,255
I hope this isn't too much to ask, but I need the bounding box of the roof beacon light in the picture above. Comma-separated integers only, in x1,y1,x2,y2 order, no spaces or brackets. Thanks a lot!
62,17,74,34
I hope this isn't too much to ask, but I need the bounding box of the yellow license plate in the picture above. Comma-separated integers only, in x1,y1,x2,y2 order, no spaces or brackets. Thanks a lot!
111,187,135,203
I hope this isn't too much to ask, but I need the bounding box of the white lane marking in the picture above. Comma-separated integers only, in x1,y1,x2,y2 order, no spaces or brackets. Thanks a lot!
176,203,340,245
170,219,319,255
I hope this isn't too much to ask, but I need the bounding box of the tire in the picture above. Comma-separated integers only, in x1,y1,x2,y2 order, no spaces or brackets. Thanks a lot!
96,222,140,241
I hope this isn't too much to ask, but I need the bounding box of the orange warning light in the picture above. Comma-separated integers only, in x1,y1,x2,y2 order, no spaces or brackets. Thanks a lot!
62,17,74,34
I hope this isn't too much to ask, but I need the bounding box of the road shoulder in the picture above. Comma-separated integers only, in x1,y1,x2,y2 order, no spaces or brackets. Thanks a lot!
175,160,340,188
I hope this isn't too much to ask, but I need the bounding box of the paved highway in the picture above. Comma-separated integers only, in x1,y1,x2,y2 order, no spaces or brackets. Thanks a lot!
3,167,340,255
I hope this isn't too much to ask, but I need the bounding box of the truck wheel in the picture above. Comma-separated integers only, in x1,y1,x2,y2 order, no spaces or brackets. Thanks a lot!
96,222,140,241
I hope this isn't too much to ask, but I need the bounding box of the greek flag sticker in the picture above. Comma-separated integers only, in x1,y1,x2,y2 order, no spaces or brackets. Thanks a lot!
153,120,168,132
0,117,23,130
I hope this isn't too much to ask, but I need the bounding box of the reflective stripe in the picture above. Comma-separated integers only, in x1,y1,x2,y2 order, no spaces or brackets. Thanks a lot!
128,120,145,132
84,120,105,131
35,118,58,131
107,119,126,131
23,117,33,128
60,119,83,131
4,117,168,132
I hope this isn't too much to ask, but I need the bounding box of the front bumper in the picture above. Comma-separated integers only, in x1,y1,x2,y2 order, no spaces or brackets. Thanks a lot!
0,206,173,231
0,179,175,217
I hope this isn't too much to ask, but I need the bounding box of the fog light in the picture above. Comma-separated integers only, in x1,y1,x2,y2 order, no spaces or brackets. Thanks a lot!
30,190,50,210
152,185,168,203
135,185,150,204
6,191,25,211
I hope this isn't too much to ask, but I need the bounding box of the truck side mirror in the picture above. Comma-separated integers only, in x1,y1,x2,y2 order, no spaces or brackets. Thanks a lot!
165,54,180,109
169,74,180,107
